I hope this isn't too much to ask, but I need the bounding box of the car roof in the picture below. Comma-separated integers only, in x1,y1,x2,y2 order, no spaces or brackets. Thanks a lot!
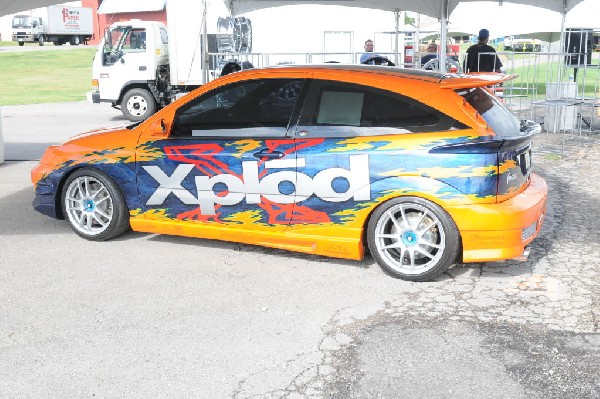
231,64,515,89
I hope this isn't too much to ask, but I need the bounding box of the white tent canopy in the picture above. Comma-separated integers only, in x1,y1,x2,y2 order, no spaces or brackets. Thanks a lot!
0,0,590,24
224,0,589,69
226,0,587,19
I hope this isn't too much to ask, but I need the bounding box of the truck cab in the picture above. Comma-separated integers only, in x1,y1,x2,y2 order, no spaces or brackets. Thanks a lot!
12,15,44,46
89,20,169,121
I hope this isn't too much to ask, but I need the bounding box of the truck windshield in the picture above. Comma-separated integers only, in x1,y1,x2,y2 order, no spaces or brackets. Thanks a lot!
102,26,147,66
459,87,523,138
12,16,32,28
103,26,129,52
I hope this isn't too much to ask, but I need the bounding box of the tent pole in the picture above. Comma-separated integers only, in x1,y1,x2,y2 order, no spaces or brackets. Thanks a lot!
439,0,448,72
557,0,567,84
394,10,400,65
201,0,209,84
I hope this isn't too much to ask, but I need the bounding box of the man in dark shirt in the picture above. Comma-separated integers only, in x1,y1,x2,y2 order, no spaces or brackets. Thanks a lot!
464,29,503,73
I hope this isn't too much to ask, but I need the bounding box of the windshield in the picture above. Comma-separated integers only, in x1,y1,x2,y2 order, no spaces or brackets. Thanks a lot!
103,26,129,52
12,16,32,28
460,87,522,138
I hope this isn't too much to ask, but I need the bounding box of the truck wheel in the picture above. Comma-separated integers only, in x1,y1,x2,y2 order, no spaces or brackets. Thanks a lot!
70,36,81,46
18,41,24,47
121,88,156,122
38,35,45,46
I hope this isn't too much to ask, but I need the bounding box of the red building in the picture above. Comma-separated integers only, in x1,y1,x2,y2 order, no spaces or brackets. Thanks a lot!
81,0,167,45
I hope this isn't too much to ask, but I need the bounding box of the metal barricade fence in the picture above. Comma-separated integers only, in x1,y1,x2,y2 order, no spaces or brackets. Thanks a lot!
207,47,599,152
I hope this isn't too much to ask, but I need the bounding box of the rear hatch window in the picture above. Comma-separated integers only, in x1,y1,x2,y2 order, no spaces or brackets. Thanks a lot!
458,87,540,200
459,87,523,138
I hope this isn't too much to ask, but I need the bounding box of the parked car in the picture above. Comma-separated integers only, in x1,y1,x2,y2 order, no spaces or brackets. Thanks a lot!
31,65,547,281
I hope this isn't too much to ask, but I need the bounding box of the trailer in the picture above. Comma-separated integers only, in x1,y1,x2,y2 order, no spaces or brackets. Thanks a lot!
12,5,93,46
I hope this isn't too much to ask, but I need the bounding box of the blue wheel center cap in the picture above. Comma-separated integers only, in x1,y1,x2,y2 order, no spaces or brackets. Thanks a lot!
84,199,95,212
402,231,418,247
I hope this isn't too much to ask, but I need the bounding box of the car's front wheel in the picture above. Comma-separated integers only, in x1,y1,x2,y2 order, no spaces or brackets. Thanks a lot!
367,197,460,281
61,168,130,241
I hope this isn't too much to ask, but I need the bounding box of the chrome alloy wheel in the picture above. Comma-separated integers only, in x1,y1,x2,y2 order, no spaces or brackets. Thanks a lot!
373,203,445,276
126,95,148,117
64,176,113,236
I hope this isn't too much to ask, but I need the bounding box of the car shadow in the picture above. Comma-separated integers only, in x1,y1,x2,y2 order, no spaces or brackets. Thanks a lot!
0,186,70,236
145,232,375,269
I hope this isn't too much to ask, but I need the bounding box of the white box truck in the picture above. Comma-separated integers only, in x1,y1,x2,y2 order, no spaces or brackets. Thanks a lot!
87,0,252,121
12,5,93,46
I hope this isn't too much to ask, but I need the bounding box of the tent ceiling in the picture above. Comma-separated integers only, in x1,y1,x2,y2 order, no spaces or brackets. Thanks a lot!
0,0,68,16
0,0,590,21
225,0,588,18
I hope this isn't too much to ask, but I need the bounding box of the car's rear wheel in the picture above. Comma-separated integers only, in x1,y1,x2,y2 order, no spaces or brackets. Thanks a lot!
61,168,130,241
367,197,460,281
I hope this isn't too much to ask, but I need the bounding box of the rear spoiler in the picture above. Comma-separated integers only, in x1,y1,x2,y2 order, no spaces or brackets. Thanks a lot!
439,73,518,89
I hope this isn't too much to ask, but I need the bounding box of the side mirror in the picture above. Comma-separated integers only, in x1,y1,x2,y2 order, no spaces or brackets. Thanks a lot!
148,118,169,138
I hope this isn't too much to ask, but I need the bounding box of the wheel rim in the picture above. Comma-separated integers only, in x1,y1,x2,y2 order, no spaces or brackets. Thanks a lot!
126,95,147,117
374,203,445,275
64,176,113,236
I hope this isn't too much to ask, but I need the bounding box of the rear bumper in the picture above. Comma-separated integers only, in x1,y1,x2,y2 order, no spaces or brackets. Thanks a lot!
447,173,548,262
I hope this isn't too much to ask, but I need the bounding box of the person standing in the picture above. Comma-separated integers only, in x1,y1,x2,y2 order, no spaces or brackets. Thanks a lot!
360,39,380,64
421,42,438,67
464,29,503,73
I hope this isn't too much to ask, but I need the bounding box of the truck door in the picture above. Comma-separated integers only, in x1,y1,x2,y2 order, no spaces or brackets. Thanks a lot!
98,27,154,101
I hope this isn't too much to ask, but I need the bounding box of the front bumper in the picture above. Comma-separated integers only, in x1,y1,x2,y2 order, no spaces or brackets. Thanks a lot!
447,173,548,263
13,34,33,42
87,91,101,104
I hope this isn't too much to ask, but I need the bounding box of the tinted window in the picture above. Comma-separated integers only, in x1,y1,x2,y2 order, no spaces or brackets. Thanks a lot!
460,87,521,137
299,80,461,136
172,79,304,138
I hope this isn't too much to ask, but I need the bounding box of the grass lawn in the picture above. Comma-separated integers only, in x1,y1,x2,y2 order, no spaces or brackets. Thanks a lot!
507,60,599,98
0,47,96,106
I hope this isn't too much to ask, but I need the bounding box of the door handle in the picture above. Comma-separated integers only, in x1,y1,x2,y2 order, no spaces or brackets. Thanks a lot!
253,148,284,159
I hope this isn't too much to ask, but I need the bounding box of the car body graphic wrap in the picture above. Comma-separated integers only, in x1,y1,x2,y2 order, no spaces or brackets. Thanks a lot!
132,132,501,228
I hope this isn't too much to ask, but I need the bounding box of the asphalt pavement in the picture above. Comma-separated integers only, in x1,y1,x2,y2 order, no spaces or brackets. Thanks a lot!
0,102,599,398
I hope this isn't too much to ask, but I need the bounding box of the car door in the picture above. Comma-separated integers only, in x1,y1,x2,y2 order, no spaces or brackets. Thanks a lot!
136,77,307,227
289,79,459,227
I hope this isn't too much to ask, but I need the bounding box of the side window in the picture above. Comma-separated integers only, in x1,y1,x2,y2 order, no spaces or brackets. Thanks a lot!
299,80,462,137
160,28,168,44
172,79,305,138
122,28,146,52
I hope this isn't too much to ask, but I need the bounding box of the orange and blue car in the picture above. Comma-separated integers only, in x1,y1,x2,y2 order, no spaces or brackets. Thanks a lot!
31,65,547,281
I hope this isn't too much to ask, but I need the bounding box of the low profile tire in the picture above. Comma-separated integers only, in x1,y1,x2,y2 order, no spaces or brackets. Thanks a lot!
367,197,460,282
61,168,130,241
121,88,156,122
38,35,44,46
